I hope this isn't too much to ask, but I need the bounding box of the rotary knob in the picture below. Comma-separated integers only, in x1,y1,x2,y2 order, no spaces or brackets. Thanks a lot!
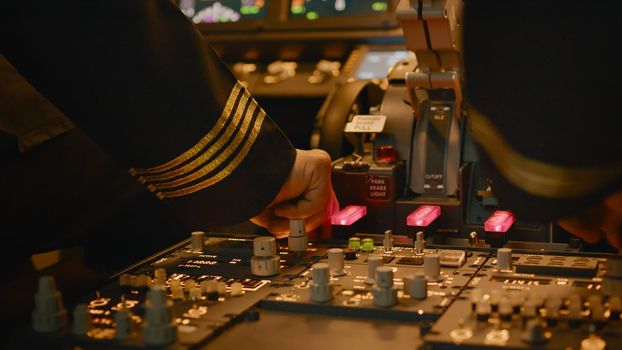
190,231,205,252
372,266,397,307
423,254,443,281
328,248,347,276
254,236,277,257
310,262,332,303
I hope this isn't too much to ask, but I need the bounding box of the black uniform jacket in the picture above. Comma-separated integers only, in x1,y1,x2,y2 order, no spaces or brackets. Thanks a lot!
0,1,295,258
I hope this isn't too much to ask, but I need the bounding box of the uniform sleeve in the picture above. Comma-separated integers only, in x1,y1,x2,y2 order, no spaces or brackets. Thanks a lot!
0,0,296,226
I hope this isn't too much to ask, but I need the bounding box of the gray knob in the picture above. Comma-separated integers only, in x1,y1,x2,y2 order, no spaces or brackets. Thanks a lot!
375,266,394,289
143,286,176,345
423,254,442,281
254,236,277,257
310,263,332,303
365,255,384,285
190,231,205,252
288,219,308,253
328,248,347,276
312,262,330,284
250,256,280,276
404,273,427,300
496,248,512,270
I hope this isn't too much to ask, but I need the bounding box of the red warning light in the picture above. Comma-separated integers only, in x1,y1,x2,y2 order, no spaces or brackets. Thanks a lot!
376,145,397,163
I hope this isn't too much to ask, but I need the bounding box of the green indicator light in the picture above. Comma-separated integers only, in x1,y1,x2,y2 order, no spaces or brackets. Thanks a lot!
361,238,375,252
306,11,319,20
372,2,388,11
348,237,362,251
219,15,230,22
241,6,260,15
291,5,305,14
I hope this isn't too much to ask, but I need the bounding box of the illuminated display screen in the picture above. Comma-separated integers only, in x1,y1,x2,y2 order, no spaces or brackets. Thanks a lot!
179,0,267,23
354,50,412,79
290,0,390,20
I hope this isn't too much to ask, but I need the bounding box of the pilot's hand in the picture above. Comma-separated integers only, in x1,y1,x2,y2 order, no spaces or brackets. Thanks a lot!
251,149,339,238
557,189,622,249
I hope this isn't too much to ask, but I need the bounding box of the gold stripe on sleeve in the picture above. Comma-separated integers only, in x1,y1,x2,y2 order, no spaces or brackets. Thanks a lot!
138,89,251,183
151,96,258,190
467,104,622,198
129,81,243,176
155,108,266,199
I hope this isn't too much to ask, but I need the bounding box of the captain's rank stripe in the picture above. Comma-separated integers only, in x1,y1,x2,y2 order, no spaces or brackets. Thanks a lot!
128,81,267,199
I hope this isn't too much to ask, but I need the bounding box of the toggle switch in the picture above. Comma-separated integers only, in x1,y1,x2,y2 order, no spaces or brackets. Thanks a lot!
383,230,394,252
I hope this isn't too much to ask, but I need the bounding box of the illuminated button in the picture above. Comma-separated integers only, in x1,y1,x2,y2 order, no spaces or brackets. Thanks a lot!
331,205,367,226
406,205,441,227
484,210,515,232
376,145,397,163
361,238,375,252
348,237,361,251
